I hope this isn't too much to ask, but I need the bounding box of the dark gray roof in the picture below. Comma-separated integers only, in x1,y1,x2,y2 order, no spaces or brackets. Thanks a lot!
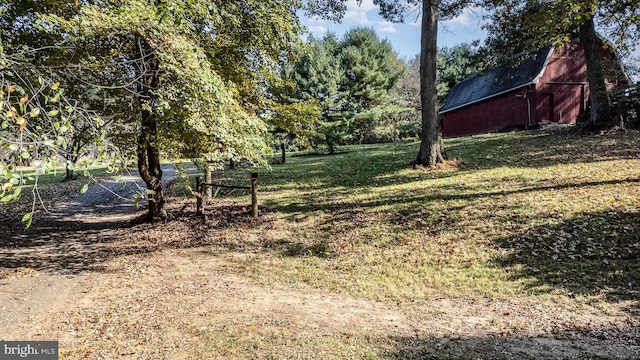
440,46,553,114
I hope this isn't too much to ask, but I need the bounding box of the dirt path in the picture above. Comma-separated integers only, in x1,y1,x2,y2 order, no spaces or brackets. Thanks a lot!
1,165,639,359
0,166,177,336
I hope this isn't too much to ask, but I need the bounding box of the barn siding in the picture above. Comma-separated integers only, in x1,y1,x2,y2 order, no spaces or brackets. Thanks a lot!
534,45,588,124
441,44,607,137
442,88,531,137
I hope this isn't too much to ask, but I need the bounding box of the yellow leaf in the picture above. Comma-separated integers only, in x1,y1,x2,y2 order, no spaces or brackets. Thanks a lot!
19,120,27,131
16,117,25,125
19,95,28,105
5,85,14,93
5,110,13,118
51,82,60,90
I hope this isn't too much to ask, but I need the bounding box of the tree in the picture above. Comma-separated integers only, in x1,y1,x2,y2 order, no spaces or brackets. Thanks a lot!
283,28,404,152
0,1,131,182
37,0,303,220
483,0,638,128
281,34,343,153
437,42,484,104
317,0,473,166
337,27,405,144
0,35,121,227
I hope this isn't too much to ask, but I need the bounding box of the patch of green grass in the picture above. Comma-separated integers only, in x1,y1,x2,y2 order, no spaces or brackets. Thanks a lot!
186,130,640,306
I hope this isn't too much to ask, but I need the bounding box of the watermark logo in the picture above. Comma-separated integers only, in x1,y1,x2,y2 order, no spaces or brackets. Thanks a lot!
0,341,58,360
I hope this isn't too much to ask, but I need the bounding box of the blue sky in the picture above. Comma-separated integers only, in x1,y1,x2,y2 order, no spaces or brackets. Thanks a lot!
299,0,488,60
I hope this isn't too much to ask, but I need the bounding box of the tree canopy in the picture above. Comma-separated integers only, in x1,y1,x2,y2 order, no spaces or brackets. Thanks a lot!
29,0,304,219
282,28,405,153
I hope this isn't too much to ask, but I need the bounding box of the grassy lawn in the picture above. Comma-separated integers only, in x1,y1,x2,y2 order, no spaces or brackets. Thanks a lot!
182,129,640,306
4,129,638,359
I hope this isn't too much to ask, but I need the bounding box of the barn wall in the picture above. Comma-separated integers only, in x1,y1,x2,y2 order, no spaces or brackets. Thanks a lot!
442,88,532,137
442,44,625,138
534,45,588,124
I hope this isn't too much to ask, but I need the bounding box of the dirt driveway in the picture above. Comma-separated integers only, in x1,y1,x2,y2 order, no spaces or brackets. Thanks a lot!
1,167,639,359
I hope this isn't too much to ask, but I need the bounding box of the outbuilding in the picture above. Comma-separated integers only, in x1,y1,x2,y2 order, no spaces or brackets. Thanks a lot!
440,43,625,137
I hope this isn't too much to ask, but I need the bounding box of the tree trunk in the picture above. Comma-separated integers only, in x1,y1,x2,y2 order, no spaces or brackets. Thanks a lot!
63,140,81,181
280,142,286,164
580,17,612,128
135,36,165,220
414,0,446,167
65,166,75,181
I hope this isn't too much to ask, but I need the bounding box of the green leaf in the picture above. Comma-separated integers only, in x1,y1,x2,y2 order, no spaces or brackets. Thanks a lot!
12,186,21,199
80,183,89,194
47,109,59,117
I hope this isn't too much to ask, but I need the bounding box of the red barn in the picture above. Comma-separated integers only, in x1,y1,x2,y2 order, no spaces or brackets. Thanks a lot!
440,44,625,137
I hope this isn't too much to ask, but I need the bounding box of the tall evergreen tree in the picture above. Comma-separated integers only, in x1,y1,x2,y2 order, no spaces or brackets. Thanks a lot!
283,28,404,152
338,27,405,144
282,34,344,153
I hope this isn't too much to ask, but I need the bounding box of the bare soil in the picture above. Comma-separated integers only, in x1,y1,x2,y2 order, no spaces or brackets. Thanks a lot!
1,168,638,359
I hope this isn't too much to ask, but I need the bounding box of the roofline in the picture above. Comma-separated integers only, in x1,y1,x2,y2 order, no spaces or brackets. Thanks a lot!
439,84,531,114
440,47,554,115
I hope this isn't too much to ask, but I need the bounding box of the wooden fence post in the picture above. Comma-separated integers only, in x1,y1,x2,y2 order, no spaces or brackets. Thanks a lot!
196,176,204,215
204,163,212,202
250,172,259,218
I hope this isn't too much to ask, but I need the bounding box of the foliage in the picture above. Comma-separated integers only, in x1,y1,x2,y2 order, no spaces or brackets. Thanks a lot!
0,37,120,228
284,28,405,152
437,42,484,104
483,0,639,59
337,28,406,143
0,1,127,181
36,0,305,219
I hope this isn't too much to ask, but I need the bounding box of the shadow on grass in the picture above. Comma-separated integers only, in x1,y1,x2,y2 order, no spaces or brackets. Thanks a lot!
444,129,640,170
494,209,640,310
272,176,640,224
0,200,315,276
381,333,639,359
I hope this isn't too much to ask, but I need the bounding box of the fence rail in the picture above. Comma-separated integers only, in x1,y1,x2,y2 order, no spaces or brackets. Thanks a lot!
611,84,640,127
196,172,259,217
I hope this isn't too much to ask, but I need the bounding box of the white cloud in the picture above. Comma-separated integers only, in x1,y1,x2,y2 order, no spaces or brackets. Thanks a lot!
377,22,398,34
441,7,484,28
343,0,377,25
306,25,328,35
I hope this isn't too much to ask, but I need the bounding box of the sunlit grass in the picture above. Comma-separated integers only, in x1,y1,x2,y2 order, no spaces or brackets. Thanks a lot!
172,130,640,305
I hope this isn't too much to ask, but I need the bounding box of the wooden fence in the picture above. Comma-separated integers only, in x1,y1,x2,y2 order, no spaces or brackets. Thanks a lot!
196,172,259,217
611,84,640,127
